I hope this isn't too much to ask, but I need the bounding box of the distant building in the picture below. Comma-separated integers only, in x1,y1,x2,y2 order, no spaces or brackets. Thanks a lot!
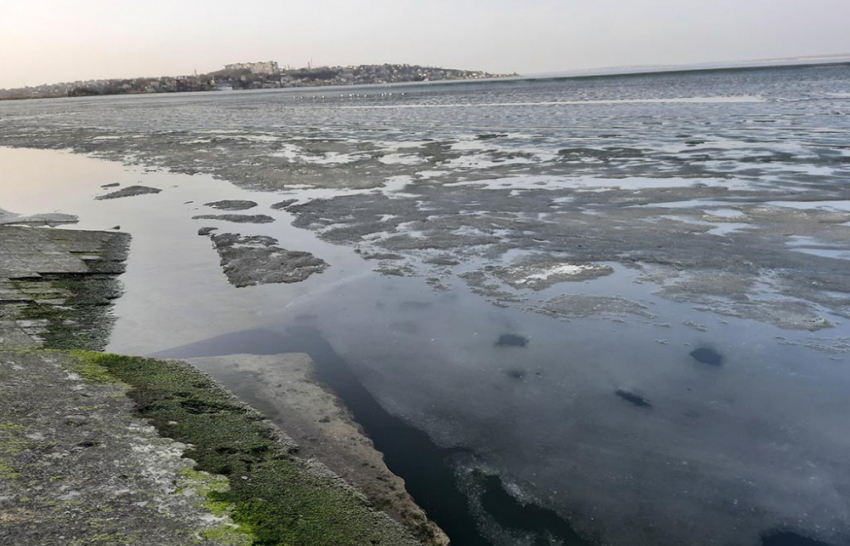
223,61,280,75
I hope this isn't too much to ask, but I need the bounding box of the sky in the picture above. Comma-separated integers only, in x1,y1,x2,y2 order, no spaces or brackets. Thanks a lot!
1,0,849,88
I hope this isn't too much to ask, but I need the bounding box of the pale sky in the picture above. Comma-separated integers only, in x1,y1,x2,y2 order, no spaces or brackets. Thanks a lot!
1,0,849,88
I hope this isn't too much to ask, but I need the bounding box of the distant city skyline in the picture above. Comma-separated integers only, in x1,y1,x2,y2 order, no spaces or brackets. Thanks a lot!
1,0,849,89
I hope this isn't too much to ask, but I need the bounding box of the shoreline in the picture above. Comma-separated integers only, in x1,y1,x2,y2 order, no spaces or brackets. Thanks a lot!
0,222,447,545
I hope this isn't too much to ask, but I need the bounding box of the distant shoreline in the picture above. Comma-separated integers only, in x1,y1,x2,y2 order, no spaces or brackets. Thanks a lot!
2,57,848,103
0,63,514,102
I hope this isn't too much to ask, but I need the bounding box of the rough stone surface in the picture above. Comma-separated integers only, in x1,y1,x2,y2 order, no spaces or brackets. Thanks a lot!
0,349,249,546
0,226,130,350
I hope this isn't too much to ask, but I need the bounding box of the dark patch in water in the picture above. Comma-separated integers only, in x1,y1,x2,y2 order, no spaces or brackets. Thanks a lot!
615,389,652,409
478,473,593,546
690,347,723,366
399,300,432,310
496,334,528,348
761,531,837,546
505,369,526,380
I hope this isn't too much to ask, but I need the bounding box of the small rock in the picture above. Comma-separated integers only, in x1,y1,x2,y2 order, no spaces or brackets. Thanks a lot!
64,415,88,427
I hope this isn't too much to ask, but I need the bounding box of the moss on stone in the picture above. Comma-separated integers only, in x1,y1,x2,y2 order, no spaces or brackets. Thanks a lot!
0,423,24,430
200,524,253,546
70,351,417,546
68,349,120,383
0,459,20,480
177,468,232,517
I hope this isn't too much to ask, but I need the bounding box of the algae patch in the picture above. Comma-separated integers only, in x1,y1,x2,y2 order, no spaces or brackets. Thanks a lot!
72,351,422,546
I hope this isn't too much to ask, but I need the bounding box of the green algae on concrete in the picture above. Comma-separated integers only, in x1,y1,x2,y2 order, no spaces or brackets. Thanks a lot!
71,351,422,546
0,349,251,546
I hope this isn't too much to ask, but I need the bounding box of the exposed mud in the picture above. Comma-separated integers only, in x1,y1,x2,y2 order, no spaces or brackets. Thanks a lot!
203,200,258,211
201,232,328,287
494,260,614,290
192,213,275,224
541,294,655,320
0,75,848,331
96,185,161,200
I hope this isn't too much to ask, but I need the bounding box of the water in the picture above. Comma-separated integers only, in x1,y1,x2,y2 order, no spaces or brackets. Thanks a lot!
2,64,850,546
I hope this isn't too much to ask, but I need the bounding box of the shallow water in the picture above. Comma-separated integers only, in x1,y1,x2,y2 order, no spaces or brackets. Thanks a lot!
2,65,850,546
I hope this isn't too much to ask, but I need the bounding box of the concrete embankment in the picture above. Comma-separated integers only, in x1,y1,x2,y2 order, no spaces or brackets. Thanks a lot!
0,223,446,546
